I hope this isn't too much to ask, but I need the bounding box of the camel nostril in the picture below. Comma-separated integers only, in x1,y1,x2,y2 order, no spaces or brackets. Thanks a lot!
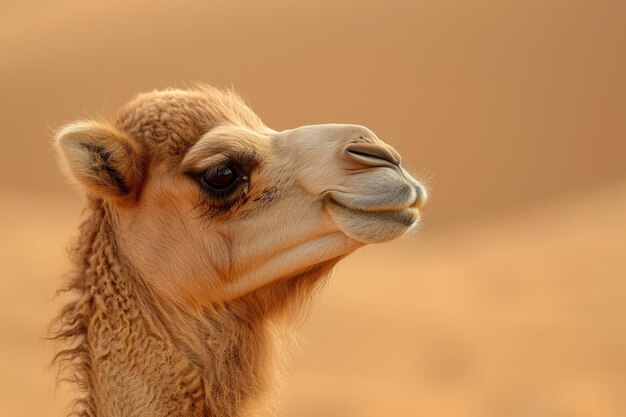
345,143,401,168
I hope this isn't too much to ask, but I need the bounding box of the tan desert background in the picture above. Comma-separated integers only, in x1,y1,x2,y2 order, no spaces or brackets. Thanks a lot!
1,1,625,416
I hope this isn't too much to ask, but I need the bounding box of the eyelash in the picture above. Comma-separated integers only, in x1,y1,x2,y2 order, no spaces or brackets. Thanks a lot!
189,150,259,218
193,180,251,219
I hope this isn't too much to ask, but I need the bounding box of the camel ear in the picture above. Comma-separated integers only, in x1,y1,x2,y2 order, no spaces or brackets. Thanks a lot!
55,120,146,203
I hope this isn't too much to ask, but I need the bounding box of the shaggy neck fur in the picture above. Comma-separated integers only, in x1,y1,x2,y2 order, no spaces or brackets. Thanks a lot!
53,199,333,417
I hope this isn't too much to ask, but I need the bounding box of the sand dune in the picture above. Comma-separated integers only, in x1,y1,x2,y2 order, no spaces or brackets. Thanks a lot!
1,179,624,417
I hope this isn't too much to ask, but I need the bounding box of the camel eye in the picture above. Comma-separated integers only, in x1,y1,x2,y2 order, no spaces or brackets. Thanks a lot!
201,165,239,192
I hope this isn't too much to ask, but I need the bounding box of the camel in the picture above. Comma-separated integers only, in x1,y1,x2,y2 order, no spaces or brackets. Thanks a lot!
51,85,427,417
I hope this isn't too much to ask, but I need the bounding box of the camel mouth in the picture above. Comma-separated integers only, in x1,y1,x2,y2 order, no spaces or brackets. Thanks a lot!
325,197,420,243
327,198,420,227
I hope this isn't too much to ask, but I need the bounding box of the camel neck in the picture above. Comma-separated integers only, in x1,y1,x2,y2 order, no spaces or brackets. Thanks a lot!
54,200,276,417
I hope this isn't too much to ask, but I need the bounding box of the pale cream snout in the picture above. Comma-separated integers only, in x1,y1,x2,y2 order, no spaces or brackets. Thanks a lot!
279,124,427,243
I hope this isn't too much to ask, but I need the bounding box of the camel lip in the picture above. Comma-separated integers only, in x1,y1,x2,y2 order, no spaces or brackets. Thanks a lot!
325,190,424,213
326,198,420,226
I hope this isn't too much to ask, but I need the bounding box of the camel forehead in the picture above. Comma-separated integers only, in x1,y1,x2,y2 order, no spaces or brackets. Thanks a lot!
113,87,266,157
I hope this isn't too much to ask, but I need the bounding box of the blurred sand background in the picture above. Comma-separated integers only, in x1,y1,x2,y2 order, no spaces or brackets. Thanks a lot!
1,1,625,416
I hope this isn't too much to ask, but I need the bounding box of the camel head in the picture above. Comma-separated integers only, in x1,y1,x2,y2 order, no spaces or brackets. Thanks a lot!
55,86,427,308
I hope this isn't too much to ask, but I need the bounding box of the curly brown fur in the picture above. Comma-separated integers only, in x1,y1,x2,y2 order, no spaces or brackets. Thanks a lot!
114,85,265,157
